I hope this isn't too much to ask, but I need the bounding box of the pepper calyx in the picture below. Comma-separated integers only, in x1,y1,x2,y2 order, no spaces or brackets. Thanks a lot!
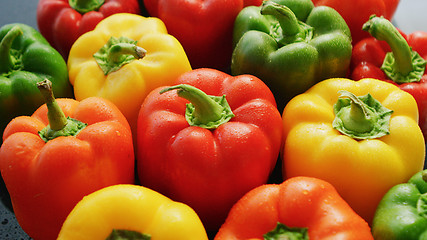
260,0,313,47
37,79,87,142
105,229,151,240
263,222,309,240
332,90,393,140
0,25,24,76
68,0,105,14
160,84,235,129
417,193,427,219
363,15,426,83
94,36,147,75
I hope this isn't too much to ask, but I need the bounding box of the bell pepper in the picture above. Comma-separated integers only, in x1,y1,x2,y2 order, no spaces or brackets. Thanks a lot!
312,0,400,44
281,77,425,224
0,23,72,141
58,184,209,240
215,176,373,240
231,0,352,110
36,0,140,58
67,13,191,136
137,68,283,230
372,170,427,240
142,0,262,71
0,80,135,240
351,15,427,140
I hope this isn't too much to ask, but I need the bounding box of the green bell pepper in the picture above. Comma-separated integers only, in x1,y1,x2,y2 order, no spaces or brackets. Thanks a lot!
0,23,73,138
372,169,427,240
231,0,352,109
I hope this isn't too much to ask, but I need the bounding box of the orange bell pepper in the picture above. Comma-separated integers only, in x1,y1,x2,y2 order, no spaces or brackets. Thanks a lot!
0,80,135,240
215,176,373,240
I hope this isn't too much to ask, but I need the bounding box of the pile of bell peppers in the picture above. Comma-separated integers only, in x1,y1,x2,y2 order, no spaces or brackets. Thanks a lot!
3,0,427,239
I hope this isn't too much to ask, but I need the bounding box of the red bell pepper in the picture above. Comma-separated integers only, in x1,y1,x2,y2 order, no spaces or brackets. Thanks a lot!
136,68,283,230
312,0,399,44
351,15,427,138
215,176,373,240
0,80,135,240
143,0,261,71
36,0,140,58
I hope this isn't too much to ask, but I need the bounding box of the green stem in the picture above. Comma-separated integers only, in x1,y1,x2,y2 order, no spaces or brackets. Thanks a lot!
160,84,234,129
339,91,373,133
93,36,146,75
0,26,22,74
363,15,426,83
332,90,393,140
37,79,87,142
260,1,312,45
68,0,105,14
37,79,68,131
108,43,146,64
105,229,151,240
264,222,308,240
261,1,301,37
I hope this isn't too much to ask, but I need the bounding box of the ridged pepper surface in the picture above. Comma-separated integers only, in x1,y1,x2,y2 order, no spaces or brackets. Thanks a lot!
281,78,425,224
137,68,283,230
0,80,134,240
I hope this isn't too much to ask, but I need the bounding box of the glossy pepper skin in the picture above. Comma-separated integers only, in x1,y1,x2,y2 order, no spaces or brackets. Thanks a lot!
36,0,140,58
0,23,72,141
215,176,373,240
68,13,191,136
312,0,399,44
281,78,425,224
58,184,209,240
137,68,283,230
0,80,135,240
351,16,427,139
231,0,352,110
143,0,262,71
372,170,427,240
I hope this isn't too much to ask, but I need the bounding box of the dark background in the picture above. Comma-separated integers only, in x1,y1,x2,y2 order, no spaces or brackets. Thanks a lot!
0,0,426,239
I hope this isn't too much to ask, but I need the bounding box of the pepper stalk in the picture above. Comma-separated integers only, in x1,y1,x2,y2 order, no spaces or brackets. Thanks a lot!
263,222,309,240
93,36,147,75
37,79,87,142
69,0,105,14
260,0,313,46
105,229,151,240
362,15,426,83
160,84,235,129
332,90,393,140
0,25,23,76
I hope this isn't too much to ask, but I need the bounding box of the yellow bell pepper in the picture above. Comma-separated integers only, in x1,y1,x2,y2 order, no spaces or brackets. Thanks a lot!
68,13,192,134
57,184,209,240
281,78,425,224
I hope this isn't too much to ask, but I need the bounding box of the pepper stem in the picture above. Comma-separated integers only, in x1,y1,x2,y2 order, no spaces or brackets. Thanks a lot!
105,229,151,240
160,84,235,129
93,36,147,75
108,43,146,64
339,91,373,133
37,79,68,131
260,0,313,45
362,15,426,83
332,90,393,140
37,79,87,142
0,25,23,75
68,0,105,14
263,222,308,240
